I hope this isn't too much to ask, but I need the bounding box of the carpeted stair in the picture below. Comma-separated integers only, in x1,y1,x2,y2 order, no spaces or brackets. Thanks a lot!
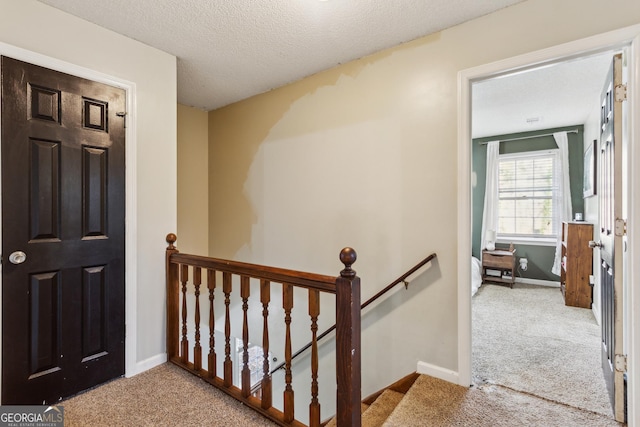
60,362,621,426
325,373,418,427
325,389,404,427
325,372,620,427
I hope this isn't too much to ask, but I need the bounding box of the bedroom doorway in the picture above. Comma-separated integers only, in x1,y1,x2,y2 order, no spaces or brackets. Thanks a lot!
469,50,622,420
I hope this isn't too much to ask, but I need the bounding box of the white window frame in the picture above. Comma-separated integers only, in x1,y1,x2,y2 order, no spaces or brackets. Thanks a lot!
496,149,559,246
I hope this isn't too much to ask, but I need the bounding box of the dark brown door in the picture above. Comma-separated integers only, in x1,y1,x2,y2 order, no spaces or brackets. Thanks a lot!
598,53,625,422
1,57,125,404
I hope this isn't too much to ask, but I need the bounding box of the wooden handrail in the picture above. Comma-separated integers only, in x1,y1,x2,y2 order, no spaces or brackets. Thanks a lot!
165,233,361,427
171,252,337,292
268,252,437,375
361,252,437,310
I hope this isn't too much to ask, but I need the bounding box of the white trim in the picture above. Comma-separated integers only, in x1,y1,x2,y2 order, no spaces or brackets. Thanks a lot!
499,148,559,159
514,277,560,287
458,23,640,426
626,32,640,427
496,237,556,247
416,361,459,385
592,300,602,327
0,42,139,399
131,353,167,376
457,61,473,387
123,76,138,380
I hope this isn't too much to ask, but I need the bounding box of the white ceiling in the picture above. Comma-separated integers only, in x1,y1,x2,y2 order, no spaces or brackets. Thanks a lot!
472,52,615,138
37,0,525,111
36,0,613,138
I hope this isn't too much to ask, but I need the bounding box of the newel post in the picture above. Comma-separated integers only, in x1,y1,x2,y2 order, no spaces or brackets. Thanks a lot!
335,248,361,427
166,233,180,361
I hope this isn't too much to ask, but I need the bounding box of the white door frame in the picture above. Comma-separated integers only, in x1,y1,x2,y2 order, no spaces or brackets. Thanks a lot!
0,41,139,401
457,24,640,425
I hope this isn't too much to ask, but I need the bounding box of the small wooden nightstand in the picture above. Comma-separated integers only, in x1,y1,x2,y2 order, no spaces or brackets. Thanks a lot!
482,243,516,288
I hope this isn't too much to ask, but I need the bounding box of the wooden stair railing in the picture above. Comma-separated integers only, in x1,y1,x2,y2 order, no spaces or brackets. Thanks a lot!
165,234,361,427
268,252,437,376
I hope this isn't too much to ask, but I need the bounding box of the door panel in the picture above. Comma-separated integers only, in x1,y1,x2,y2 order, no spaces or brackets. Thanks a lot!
29,271,61,379
83,146,108,238
1,56,126,404
30,138,61,240
81,265,108,361
598,53,625,422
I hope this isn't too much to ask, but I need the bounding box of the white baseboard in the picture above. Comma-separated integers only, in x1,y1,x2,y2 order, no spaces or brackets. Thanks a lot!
515,277,560,287
127,353,167,378
592,302,601,326
416,361,460,385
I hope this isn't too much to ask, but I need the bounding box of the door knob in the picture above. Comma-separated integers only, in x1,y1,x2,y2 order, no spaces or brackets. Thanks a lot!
588,240,602,248
8,251,27,264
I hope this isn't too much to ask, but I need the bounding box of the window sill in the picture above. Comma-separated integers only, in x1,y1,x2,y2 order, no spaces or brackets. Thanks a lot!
496,236,557,247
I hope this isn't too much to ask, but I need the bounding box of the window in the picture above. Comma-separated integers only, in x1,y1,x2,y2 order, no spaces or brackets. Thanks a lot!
497,150,559,239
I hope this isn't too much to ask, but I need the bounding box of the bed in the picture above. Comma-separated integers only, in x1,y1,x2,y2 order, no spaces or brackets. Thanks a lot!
471,256,482,296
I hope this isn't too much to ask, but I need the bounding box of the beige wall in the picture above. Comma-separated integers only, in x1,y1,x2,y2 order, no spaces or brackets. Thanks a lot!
208,0,640,397
0,0,177,369
178,104,209,255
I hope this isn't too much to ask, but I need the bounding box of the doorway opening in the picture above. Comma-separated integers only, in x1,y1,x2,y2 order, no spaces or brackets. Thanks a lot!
457,27,640,424
469,51,616,417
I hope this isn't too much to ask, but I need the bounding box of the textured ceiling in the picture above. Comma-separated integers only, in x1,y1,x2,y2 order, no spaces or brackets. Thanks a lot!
37,0,525,110
472,52,615,138
35,0,610,139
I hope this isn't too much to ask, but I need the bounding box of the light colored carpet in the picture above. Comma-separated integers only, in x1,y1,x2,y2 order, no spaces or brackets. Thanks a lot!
62,363,278,426
362,389,404,427
472,283,613,416
60,358,622,426
325,403,370,427
383,374,620,426
59,284,621,426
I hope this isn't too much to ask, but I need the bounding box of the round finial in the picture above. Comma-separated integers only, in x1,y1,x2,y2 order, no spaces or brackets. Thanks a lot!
166,233,177,249
339,247,357,278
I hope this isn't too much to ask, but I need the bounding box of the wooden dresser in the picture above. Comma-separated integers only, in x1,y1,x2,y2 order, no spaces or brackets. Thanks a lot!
560,221,594,308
